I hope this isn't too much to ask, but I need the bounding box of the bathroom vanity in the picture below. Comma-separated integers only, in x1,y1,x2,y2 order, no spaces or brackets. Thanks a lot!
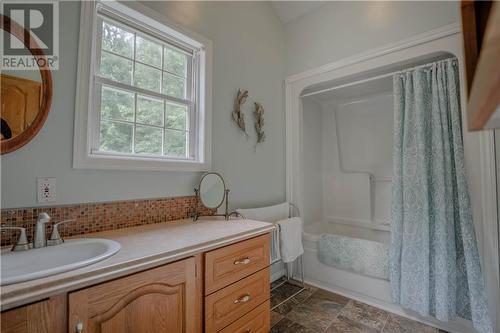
0,218,273,333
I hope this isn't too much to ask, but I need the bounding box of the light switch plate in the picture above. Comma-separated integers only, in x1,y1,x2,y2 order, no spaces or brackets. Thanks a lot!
37,177,56,202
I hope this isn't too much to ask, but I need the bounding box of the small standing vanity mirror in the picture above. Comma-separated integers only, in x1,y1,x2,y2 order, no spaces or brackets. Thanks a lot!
193,172,234,221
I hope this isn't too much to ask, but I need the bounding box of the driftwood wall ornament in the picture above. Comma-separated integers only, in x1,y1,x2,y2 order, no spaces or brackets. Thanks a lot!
253,102,265,146
232,89,249,137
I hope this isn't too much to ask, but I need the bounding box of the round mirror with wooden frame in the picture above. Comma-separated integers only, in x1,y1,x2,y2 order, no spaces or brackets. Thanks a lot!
0,14,53,154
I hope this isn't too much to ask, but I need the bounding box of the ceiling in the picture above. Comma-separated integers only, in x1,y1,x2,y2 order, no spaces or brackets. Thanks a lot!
270,1,327,24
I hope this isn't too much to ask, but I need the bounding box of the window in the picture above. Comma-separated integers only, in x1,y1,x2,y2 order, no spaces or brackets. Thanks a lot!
74,1,212,171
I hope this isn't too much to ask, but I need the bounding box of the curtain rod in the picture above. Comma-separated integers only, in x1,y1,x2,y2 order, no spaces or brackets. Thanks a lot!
300,57,457,99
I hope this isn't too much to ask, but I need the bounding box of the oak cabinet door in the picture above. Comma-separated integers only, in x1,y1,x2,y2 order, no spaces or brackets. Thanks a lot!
68,258,197,333
1,296,66,333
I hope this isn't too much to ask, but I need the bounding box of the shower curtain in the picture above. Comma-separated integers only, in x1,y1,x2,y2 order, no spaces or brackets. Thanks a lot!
389,59,492,333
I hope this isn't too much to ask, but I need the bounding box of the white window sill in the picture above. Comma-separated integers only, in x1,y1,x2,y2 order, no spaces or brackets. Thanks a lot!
74,152,210,172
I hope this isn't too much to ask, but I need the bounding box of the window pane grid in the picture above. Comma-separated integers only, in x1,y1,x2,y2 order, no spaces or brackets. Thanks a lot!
96,76,193,106
98,84,189,158
100,120,190,134
98,48,187,82
100,19,189,98
96,16,196,161
101,48,133,62
101,120,190,133
163,68,188,80
99,44,191,80
99,115,191,131
132,92,137,154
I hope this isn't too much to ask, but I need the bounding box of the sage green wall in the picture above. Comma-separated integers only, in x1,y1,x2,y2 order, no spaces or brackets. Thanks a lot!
0,1,286,209
284,1,460,75
1,1,461,210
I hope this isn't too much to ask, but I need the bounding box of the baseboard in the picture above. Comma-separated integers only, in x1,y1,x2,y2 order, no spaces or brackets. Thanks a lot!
304,277,476,333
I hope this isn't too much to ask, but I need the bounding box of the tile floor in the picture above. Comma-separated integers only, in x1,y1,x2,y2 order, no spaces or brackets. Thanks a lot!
270,278,448,333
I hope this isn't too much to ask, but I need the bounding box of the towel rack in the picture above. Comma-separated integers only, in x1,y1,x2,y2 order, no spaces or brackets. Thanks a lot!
237,202,306,310
270,203,306,310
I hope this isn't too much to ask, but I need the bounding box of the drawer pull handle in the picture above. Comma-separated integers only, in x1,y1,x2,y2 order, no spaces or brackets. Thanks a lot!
234,257,251,265
75,322,83,333
234,294,251,304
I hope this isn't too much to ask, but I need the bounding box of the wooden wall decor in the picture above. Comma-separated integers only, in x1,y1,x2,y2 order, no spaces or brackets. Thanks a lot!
253,102,265,146
232,89,249,137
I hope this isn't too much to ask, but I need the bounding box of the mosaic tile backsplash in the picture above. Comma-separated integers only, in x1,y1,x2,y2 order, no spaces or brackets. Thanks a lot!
1,196,214,247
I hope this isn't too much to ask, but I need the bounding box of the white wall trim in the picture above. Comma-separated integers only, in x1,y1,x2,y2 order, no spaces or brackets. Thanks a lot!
285,24,467,221
478,131,500,329
72,1,213,172
286,23,461,83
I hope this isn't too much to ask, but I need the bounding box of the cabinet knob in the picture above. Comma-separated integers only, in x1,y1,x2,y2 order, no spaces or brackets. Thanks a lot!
75,322,83,333
244,329,251,333
234,294,251,304
234,257,251,265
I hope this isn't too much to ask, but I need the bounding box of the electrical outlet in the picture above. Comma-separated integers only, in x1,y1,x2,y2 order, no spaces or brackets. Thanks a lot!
37,177,56,203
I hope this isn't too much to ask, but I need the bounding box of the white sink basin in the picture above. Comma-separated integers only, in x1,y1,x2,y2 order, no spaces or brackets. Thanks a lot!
1,238,120,285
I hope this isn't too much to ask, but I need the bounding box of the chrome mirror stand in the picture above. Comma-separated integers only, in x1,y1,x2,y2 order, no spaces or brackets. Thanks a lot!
193,188,236,221
192,172,241,221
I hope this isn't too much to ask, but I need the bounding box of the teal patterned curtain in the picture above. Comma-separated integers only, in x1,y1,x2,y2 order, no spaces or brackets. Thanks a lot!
389,59,492,333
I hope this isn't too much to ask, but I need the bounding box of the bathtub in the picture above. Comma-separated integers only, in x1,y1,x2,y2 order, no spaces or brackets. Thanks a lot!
303,221,390,244
301,221,476,333
302,221,392,303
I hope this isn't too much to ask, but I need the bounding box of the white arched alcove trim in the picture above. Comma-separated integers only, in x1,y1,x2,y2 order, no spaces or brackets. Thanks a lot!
285,23,499,333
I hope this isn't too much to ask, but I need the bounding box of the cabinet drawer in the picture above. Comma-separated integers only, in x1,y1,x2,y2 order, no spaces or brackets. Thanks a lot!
205,267,270,333
219,300,270,333
205,234,270,295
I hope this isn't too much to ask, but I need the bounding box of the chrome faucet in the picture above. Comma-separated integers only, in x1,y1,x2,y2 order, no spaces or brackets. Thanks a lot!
34,212,51,248
47,219,75,246
0,226,32,251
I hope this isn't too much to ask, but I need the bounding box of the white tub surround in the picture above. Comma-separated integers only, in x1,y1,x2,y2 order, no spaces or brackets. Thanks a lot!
0,217,274,311
286,24,498,333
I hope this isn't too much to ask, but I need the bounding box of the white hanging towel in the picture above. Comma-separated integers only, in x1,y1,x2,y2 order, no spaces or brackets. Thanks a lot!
277,217,303,263
270,226,282,263
236,202,289,222
236,202,289,264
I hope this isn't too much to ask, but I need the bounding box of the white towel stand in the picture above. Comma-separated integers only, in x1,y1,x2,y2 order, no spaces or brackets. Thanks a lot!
236,202,307,310
269,203,306,310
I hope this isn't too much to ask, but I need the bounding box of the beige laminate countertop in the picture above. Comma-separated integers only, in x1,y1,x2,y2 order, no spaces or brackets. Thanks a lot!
0,217,274,311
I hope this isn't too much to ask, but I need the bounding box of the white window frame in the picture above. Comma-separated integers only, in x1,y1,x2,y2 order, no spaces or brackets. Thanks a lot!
73,0,212,171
